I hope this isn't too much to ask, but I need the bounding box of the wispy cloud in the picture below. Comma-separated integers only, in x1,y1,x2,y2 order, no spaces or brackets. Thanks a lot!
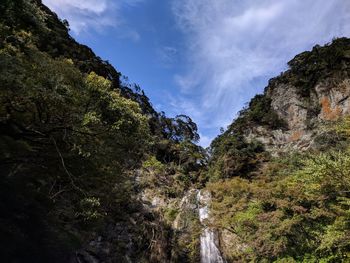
157,46,178,67
43,0,144,36
171,0,350,146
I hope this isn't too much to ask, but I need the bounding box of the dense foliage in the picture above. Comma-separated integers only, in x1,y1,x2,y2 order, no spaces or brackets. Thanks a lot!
271,38,350,97
0,28,149,262
208,119,350,262
0,1,206,262
207,93,286,181
2,1,350,263
207,85,289,181
235,95,288,131
204,38,350,262
208,38,350,182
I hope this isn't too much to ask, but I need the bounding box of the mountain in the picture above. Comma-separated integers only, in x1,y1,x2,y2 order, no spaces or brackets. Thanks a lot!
209,38,350,181
0,1,206,262
1,1,350,263
207,38,350,262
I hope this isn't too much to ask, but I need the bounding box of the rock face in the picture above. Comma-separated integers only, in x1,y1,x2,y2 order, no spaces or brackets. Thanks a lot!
140,187,228,263
211,38,350,262
139,181,202,262
243,39,350,155
219,230,246,262
173,189,199,230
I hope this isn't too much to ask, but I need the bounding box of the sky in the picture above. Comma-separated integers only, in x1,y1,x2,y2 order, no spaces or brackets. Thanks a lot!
42,0,350,147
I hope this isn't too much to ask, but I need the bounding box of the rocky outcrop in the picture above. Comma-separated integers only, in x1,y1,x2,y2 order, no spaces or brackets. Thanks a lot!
243,39,350,155
212,38,350,261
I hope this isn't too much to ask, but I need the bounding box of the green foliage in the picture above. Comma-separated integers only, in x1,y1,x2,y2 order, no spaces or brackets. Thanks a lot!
209,132,266,180
0,20,153,262
283,38,350,97
208,121,350,262
238,94,288,130
143,156,166,173
207,92,287,181
159,114,200,143
7,2,350,263
0,1,207,262
163,207,179,224
170,206,201,263
76,197,104,223
335,116,350,136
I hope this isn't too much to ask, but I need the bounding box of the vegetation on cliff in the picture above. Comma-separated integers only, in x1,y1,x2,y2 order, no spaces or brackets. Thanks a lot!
0,1,206,262
209,119,350,262
206,38,350,262
1,1,350,263
281,37,350,97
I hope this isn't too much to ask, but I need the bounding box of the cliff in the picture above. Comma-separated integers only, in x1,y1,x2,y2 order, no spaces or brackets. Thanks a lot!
208,38,350,262
1,1,350,263
246,38,350,154
0,1,205,262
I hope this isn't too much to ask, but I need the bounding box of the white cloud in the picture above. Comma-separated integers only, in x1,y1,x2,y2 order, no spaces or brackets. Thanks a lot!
171,0,350,142
42,0,144,35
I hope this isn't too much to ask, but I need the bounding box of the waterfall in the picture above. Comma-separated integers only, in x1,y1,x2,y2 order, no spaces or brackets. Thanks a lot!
197,191,225,263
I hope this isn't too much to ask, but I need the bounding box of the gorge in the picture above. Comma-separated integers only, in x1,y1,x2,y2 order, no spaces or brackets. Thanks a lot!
1,1,350,263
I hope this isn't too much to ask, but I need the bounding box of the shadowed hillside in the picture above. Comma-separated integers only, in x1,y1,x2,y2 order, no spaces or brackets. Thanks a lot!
1,1,350,262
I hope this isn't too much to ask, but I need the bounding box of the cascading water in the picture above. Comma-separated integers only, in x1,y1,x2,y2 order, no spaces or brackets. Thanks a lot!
197,191,225,263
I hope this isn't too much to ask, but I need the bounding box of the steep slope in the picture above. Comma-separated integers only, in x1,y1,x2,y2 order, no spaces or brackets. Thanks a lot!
210,38,350,180
0,1,207,262
2,1,350,263
250,38,350,153
207,38,350,262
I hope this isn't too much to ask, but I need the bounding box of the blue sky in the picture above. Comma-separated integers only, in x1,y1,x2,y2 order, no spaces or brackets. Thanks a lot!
43,0,350,147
